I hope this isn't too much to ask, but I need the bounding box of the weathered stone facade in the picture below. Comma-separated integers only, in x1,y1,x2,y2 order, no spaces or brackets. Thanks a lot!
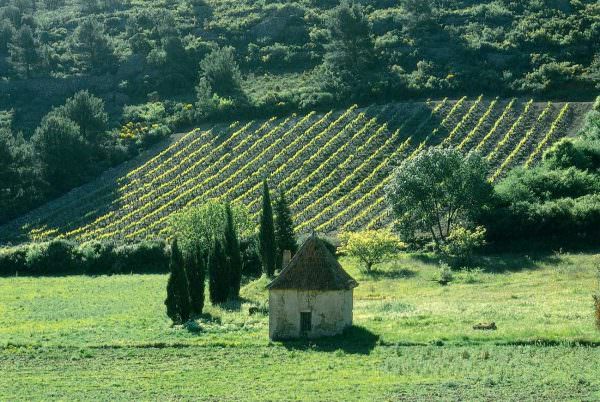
267,235,358,340
269,289,353,339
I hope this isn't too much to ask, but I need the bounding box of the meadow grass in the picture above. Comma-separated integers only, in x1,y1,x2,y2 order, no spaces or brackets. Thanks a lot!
1,252,599,400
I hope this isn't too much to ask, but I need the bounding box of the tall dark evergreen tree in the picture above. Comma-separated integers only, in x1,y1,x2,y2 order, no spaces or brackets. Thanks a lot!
224,203,242,298
71,17,114,72
57,90,108,148
259,180,277,276
274,189,298,270
185,247,206,317
208,238,229,304
31,114,91,194
164,238,191,324
9,25,39,78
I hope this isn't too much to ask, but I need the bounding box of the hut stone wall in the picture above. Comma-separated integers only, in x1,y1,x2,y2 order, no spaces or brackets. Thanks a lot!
269,289,353,339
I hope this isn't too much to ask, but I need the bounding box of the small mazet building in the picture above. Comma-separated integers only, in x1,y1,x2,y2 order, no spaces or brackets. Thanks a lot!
267,235,358,340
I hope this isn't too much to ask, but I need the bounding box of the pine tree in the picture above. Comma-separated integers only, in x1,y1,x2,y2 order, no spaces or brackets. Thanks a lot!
208,238,229,304
9,25,39,78
259,180,277,276
274,189,298,270
224,203,242,298
164,238,191,324
185,247,206,317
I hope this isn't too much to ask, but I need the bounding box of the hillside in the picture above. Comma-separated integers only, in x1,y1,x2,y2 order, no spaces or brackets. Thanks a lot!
0,97,590,243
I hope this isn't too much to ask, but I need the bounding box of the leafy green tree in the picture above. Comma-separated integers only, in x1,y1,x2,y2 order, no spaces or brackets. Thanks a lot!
31,114,91,193
164,238,191,324
0,125,41,223
340,229,403,272
208,238,229,304
259,180,277,276
386,146,492,247
168,200,251,256
323,1,374,75
56,90,108,147
274,189,297,270
199,46,243,97
224,202,242,298
185,247,206,317
0,19,15,54
0,127,19,219
9,24,39,78
71,18,114,72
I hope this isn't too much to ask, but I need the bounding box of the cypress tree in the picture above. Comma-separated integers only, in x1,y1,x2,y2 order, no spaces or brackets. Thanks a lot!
164,238,191,324
185,247,206,317
274,189,298,270
224,203,242,298
259,180,277,276
208,238,229,304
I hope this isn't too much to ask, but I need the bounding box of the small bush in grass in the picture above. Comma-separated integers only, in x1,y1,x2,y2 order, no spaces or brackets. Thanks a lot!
438,262,453,285
441,226,486,268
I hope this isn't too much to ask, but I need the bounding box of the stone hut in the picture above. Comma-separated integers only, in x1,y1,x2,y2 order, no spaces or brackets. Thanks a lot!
267,235,358,340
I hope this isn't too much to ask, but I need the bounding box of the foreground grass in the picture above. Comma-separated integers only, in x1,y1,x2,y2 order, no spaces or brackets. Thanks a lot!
1,252,599,400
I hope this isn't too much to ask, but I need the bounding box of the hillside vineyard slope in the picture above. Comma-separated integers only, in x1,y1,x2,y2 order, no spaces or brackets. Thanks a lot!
0,99,591,243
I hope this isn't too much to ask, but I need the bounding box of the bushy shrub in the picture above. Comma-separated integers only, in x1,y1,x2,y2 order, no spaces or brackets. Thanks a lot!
25,239,79,275
339,229,403,272
78,240,117,275
113,240,169,274
441,226,486,267
542,138,600,172
437,262,453,285
0,239,169,276
0,245,27,276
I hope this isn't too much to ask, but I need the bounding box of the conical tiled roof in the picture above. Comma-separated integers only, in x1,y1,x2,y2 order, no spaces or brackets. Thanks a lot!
267,235,358,291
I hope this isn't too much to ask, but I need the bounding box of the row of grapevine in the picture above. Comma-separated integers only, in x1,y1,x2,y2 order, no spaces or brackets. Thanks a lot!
525,103,571,168
486,100,534,162
491,102,554,181
0,98,588,243
457,97,498,150
133,107,362,240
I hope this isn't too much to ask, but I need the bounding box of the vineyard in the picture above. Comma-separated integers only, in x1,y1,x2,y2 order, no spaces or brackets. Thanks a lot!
0,98,590,243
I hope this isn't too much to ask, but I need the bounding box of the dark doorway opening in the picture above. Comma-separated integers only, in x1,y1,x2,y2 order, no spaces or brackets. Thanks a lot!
300,311,312,333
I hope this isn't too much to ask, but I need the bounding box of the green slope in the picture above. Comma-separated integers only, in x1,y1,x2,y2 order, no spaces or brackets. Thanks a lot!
0,98,591,243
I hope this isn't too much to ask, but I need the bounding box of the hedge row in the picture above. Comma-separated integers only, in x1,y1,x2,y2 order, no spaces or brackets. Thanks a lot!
0,239,169,276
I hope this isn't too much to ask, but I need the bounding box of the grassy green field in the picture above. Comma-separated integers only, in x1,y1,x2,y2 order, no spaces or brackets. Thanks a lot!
1,252,599,400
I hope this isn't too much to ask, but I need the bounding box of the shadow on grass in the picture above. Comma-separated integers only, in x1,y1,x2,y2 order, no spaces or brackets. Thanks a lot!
366,268,417,280
280,326,379,355
215,296,253,312
411,252,564,274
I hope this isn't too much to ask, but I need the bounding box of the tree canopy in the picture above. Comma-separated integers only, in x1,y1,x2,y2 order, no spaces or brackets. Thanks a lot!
386,146,492,246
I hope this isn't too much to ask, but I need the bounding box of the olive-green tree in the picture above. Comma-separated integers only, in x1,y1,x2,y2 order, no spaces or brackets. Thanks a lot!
386,146,492,247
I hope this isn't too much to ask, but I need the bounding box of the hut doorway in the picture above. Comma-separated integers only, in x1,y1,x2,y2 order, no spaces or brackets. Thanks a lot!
300,311,312,333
